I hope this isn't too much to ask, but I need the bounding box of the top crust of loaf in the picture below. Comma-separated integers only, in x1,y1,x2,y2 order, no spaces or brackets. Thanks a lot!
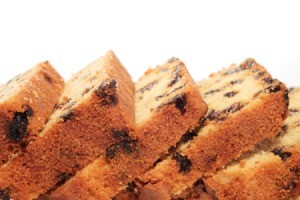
138,58,288,199
0,61,64,164
0,51,135,200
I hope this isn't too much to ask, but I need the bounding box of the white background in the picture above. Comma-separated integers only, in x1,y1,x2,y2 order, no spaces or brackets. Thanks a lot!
0,0,299,86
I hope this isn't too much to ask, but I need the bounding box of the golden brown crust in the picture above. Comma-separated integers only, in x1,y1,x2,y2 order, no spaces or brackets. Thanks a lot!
0,62,64,164
137,58,288,199
49,58,207,199
0,51,135,200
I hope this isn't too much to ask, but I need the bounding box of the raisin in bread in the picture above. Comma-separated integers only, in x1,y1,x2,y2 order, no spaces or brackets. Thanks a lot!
135,58,288,199
0,62,63,164
48,57,207,200
0,51,135,200
203,87,300,200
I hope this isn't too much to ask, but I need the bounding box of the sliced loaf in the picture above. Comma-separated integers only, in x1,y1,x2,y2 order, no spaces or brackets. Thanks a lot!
136,58,288,199
48,57,207,199
0,51,135,200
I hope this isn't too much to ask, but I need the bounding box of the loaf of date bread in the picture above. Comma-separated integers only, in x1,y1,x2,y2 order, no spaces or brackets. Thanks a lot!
47,57,207,199
0,51,135,200
0,62,63,165
121,58,289,200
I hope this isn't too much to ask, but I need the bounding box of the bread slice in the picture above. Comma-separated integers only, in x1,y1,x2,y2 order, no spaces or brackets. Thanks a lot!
203,87,300,200
0,51,135,200
0,62,63,164
47,57,207,199
133,58,289,199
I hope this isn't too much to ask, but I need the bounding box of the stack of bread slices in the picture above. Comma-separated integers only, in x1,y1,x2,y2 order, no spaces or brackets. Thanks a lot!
0,51,297,200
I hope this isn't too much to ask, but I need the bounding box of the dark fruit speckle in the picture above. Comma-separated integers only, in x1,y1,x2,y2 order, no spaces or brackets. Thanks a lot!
224,91,238,98
283,91,289,107
173,94,187,114
0,189,10,200
223,67,242,75
290,109,299,113
241,59,255,69
8,108,33,142
155,94,167,101
96,79,118,106
126,181,138,193
284,181,296,190
155,84,187,101
168,64,183,87
223,102,245,114
55,172,73,188
272,148,292,161
156,94,187,115
179,118,205,143
106,133,137,159
205,109,223,121
278,124,288,136
106,146,118,159
253,91,262,98
256,71,266,79
230,80,243,85
168,75,182,87
60,111,73,122
204,89,220,95
137,80,158,94
263,77,274,84
44,74,52,83
194,179,205,186
82,88,91,96
112,129,129,139
265,85,282,93
205,102,245,122
173,153,192,173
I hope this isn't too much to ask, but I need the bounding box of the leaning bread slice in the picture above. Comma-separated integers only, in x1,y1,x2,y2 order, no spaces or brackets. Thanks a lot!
0,62,63,164
203,87,300,200
0,51,135,200
48,57,207,199
135,58,288,199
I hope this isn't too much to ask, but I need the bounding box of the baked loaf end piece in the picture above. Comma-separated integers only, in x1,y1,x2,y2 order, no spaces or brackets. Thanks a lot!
0,51,135,200
0,62,63,164
204,87,300,200
138,58,288,199
49,57,207,200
